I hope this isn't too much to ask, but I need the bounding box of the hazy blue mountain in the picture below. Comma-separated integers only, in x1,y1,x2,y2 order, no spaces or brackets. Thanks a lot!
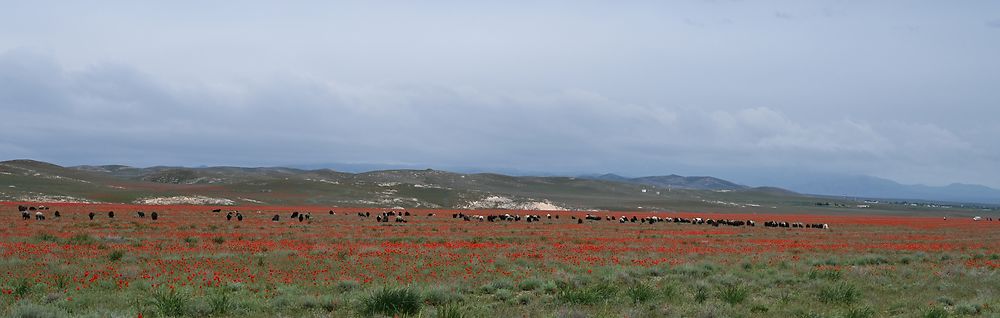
760,174,1000,204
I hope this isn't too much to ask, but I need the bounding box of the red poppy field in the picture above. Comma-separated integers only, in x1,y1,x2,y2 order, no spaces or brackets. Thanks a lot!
1,202,998,317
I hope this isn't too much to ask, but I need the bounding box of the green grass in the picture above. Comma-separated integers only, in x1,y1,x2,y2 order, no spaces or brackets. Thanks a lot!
718,284,750,305
150,289,189,317
360,287,423,317
817,282,861,305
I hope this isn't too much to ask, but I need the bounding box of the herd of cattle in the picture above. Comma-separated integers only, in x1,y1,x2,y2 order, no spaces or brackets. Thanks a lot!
447,212,831,229
15,204,832,229
17,203,996,229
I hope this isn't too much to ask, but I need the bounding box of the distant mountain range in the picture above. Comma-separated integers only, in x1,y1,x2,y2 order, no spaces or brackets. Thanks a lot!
766,174,1000,204
2,159,998,210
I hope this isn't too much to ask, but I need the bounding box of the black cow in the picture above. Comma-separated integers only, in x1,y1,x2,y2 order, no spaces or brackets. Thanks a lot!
54,211,61,218
29,206,36,211
298,214,304,222
236,213,243,221
226,212,233,221
150,212,158,220
137,211,146,218
22,211,29,220
577,218,583,224
88,212,95,220
272,215,280,222
108,211,115,218
17,205,28,212
291,212,299,219
212,209,222,213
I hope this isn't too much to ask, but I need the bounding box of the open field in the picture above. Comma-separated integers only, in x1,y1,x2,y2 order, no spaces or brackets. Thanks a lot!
1,202,999,317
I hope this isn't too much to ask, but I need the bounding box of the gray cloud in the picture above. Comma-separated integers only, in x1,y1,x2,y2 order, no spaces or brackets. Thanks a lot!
1,50,996,187
1,1,999,188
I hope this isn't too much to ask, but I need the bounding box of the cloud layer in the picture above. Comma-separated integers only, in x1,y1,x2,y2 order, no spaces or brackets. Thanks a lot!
2,49,996,187
1,2,999,187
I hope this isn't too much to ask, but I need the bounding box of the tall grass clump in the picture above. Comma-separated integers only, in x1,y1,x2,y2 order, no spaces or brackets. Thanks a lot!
557,281,617,305
718,284,750,305
150,289,188,317
626,282,656,304
360,287,423,317
435,304,470,318
817,282,860,304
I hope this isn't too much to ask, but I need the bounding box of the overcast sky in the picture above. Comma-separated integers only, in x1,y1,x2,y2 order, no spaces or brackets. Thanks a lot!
1,1,999,187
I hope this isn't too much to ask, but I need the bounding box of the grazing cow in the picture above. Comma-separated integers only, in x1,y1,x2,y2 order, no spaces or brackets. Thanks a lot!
137,211,146,218
88,212,95,220
577,218,583,224
298,214,304,222
329,210,335,215
427,213,434,217
108,211,115,218
22,211,29,220
395,216,407,223
272,215,280,222
291,212,299,219
226,212,233,221
151,212,158,220
54,211,61,218
29,206,37,211
18,205,28,212
212,209,222,213
35,211,44,220
365,212,370,218
236,213,243,221
404,211,410,216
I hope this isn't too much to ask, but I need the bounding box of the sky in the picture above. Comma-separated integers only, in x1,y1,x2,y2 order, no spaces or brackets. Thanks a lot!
1,1,999,188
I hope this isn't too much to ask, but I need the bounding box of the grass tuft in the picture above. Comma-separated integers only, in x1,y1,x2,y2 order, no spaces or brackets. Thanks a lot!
360,287,423,317
718,284,750,305
817,282,860,304
150,289,188,317
626,282,656,304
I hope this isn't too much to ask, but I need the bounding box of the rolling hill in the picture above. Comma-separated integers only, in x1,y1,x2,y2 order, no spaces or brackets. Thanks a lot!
1,159,995,216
